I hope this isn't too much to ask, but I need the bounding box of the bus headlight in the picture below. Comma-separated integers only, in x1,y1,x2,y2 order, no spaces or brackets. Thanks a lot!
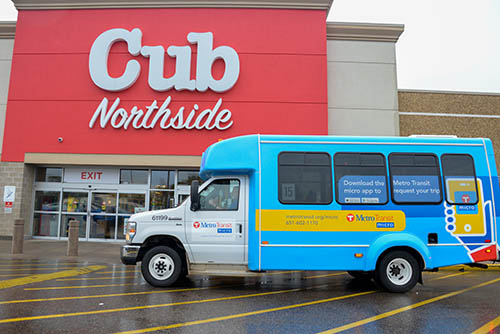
125,221,137,243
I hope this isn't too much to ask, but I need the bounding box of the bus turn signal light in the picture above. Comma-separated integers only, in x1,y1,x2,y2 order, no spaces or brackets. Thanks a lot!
354,253,363,258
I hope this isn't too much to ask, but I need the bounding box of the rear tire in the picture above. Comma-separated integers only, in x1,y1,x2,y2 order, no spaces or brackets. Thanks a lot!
347,270,373,280
141,246,182,287
375,251,420,293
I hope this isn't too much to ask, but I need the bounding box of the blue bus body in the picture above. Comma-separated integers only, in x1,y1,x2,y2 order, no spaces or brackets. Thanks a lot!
200,134,500,272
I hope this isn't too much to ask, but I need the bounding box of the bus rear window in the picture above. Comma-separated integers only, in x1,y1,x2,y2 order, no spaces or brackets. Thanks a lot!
441,154,478,205
389,153,442,204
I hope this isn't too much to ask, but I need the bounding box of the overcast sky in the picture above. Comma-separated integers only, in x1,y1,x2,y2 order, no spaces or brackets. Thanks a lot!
1,0,499,93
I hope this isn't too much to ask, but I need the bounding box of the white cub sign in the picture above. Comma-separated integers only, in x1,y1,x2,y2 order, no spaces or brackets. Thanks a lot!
89,28,240,92
88,28,240,131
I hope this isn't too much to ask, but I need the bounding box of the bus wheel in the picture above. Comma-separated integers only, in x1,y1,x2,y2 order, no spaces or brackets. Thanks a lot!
375,251,419,293
141,246,182,287
347,271,373,280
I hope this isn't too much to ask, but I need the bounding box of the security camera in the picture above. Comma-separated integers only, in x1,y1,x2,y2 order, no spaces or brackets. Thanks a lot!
57,137,63,143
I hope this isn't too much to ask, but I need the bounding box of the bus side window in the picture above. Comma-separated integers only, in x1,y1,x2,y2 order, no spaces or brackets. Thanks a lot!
334,152,388,205
441,154,478,205
278,152,332,204
388,153,442,204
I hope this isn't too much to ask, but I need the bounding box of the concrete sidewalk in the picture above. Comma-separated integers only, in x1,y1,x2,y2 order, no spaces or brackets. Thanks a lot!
0,239,126,265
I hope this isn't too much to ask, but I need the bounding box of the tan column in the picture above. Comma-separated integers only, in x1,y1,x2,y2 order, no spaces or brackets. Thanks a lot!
67,219,79,256
11,219,25,254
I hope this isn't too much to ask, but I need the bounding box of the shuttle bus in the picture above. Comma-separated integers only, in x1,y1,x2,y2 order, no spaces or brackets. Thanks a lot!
121,135,500,292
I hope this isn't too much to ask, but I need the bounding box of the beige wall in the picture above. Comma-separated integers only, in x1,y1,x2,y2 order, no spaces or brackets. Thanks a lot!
0,38,14,154
326,22,404,137
399,90,500,173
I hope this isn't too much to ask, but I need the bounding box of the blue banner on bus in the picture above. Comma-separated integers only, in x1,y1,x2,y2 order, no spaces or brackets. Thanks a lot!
392,175,441,202
338,175,387,204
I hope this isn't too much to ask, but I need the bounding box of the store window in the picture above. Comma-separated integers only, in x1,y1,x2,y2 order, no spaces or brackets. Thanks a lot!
278,152,332,204
120,169,148,184
389,153,442,204
33,213,59,237
441,154,478,205
178,171,202,186
150,191,174,211
62,192,87,213
60,215,86,238
334,153,388,204
150,170,175,210
35,167,62,182
151,170,175,189
119,193,146,214
117,217,129,240
34,191,60,211
91,193,117,213
33,191,60,237
32,167,200,239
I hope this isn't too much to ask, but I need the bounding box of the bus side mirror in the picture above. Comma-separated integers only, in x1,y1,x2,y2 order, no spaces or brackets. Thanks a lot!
190,180,200,211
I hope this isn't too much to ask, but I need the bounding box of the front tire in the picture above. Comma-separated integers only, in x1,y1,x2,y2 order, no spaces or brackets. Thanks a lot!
375,251,420,293
141,246,182,287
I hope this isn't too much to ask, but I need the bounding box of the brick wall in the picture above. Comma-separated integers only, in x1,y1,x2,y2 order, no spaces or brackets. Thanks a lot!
399,90,500,174
0,156,34,238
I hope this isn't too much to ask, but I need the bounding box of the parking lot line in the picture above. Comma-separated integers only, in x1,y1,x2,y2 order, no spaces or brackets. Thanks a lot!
0,267,82,272
114,290,376,334
304,273,345,279
0,274,30,277
56,276,138,281
471,315,500,334
0,262,82,265
317,276,500,334
95,270,139,274
0,264,83,268
0,286,219,305
443,265,500,271
0,288,302,324
111,271,491,334
428,272,470,281
0,265,106,290
25,283,137,290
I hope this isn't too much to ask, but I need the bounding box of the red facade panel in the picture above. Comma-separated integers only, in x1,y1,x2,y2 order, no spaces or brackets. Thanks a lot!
3,8,328,161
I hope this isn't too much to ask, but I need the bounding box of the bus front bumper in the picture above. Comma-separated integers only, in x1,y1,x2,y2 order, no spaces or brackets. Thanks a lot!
121,245,140,265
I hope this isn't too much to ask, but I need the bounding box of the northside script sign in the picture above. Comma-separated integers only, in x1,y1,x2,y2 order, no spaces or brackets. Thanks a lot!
88,28,240,131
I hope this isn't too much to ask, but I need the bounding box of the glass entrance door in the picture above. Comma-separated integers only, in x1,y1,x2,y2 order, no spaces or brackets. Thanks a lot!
90,191,117,240
58,189,146,241
61,190,88,238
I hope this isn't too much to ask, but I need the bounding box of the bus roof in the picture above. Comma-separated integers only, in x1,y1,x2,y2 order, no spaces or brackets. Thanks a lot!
199,134,492,179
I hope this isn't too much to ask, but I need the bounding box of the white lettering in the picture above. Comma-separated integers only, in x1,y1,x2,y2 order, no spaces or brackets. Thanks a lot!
89,28,142,92
188,32,240,93
89,97,233,131
89,97,120,128
89,29,240,93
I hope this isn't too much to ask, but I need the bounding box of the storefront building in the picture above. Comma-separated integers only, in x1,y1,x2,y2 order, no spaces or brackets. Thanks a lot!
0,0,405,240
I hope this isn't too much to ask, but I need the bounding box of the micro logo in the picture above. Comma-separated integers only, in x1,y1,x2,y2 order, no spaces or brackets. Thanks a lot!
462,194,471,203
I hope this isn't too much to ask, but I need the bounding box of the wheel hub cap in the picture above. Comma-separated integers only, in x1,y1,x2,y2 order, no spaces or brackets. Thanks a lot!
386,258,412,286
149,253,174,280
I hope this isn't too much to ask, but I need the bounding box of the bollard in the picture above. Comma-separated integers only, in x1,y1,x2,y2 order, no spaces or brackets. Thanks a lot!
11,219,25,254
67,219,79,256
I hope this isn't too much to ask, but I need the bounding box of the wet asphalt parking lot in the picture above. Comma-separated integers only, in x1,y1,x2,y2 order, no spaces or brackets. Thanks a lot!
0,260,499,334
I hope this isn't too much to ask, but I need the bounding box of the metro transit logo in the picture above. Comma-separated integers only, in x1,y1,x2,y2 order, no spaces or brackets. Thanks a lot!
346,214,355,222
193,222,200,229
